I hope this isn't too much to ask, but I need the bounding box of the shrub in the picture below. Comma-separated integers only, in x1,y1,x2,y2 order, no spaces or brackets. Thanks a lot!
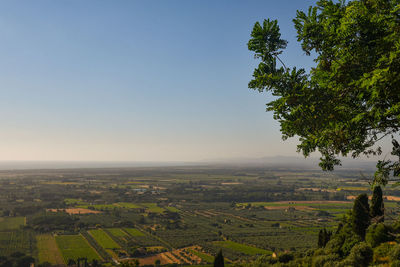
312,254,340,267
366,223,393,247
390,245,400,261
346,242,373,267
278,252,293,263
253,254,277,265
374,242,395,264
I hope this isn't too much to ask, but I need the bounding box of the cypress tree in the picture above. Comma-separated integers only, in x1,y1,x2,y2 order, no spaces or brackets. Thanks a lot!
318,228,332,248
370,185,384,222
318,229,323,248
352,194,370,239
214,250,224,267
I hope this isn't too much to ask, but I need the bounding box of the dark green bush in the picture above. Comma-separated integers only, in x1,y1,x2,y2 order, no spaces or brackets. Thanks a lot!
366,223,393,247
346,242,373,267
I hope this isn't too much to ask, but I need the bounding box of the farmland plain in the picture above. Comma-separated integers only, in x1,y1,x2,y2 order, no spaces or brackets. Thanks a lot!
0,164,396,265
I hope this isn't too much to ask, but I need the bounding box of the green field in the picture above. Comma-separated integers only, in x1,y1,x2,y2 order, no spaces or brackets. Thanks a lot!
107,228,128,238
0,217,25,230
166,206,180,212
214,240,271,255
55,234,102,263
89,229,120,249
115,202,142,209
142,203,165,213
77,202,144,210
124,228,145,237
36,234,64,265
64,198,87,205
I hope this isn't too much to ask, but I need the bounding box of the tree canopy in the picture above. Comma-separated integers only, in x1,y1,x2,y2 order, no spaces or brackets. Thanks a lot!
248,0,400,184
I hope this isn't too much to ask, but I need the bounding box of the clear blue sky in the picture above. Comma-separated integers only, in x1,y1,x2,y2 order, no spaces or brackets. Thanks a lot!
0,0,322,161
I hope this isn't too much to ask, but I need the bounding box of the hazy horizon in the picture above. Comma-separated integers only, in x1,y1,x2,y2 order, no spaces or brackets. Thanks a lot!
0,155,379,171
0,0,393,162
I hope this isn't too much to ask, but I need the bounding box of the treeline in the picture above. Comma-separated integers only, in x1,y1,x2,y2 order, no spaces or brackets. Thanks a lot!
165,186,346,203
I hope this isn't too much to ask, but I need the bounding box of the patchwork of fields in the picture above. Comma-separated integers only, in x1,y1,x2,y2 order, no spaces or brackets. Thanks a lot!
0,166,398,266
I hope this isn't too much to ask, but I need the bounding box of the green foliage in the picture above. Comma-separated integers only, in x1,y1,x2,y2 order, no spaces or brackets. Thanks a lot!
373,242,395,264
370,185,384,221
366,223,393,247
345,242,373,267
248,0,400,182
30,212,77,232
251,254,278,266
390,245,400,262
352,194,370,238
312,253,340,267
325,222,362,257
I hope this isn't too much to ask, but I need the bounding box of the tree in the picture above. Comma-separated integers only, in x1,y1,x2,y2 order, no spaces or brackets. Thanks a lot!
248,0,400,184
365,223,393,247
352,194,370,239
346,242,373,267
370,185,384,221
318,228,332,248
213,250,224,267
318,229,324,248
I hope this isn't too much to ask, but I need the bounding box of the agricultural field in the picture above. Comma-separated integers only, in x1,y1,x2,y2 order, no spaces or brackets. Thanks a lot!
213,240,271,255
55,234,102,263
124,228,145,237
0,230,34,256
142,203,165,213
89,229,120,249
0,217,25,230
36,234,64,265
0,164,396,265
107,228,129,238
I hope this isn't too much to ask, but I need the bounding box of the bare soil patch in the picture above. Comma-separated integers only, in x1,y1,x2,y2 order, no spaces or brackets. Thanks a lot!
347,196,372,200
385,196,400,201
